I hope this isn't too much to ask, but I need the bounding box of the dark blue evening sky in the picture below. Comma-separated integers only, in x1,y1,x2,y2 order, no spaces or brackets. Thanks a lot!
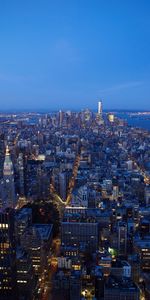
0,0,150,111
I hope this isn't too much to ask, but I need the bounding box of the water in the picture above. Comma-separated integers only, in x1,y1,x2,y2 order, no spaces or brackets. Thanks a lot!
116,113,150,131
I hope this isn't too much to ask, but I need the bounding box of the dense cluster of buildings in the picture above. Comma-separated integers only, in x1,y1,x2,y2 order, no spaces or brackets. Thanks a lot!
0,102,150,299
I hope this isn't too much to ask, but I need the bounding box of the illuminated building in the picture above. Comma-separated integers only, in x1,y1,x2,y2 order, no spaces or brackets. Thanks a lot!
108,114,115,123
2,146,16,209
96,100,104,125
81,273,95,299
15,208,32,243
57,257,72,269
97,251,112,276
84,109,91,122
134,239,150,272
0,208,17,299
17,196,27,209
62,221,98,251
98,101,102,116
61,210,98,251
20,224,53,275
16,248,36,299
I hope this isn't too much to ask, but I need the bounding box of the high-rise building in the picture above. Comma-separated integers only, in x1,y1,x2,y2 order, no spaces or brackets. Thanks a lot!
98,101,102,116
118,222,127,255
96,101,104,125
16,248,36,299
58,110,63,126
20,224,53,275
17,153,25,196
61,210,98,251
15,208,32,243
59,172,67,200
70,272,81,300
0,208,17,299
108,114,115,123
104,277,140,300
134,239,150,272
2,146,16,209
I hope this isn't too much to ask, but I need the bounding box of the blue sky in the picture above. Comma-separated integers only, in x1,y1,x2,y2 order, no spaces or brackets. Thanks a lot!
0,0,150,110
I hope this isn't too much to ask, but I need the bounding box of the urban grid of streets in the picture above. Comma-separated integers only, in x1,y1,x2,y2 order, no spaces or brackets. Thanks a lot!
0,107,150,300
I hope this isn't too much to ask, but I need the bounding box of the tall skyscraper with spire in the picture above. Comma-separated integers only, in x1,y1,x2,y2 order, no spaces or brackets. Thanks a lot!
2,146,16,208
0,147,17,298
98,101,102,116
96,100,104,125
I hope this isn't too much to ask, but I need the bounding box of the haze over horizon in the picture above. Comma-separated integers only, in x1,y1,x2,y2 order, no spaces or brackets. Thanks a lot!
0,0,150,110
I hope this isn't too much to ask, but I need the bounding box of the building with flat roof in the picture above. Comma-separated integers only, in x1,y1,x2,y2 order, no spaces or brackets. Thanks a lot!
16,247,36,299
104,277,140,300
20,224,53,274
61,210,98,251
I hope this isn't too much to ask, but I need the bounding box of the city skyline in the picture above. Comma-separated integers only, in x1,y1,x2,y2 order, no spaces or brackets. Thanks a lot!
0,109,149,299
0,1,150,110
0,2,150,299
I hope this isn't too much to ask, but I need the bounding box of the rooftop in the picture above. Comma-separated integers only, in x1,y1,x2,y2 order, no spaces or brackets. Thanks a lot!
33,224,53,241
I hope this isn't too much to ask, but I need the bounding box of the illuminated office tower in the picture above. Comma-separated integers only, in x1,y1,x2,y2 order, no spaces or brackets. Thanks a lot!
108,114,115,123
98,101,102,116
96,101,104,125
0,208,17,299
2,146,16,209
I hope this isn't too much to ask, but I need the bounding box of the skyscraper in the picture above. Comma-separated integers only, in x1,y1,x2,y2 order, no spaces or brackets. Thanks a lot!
0,208,17,299
17,153,25,197
118,222,127,255
2,146,16,209
98,101,102,116
96,101,104,125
